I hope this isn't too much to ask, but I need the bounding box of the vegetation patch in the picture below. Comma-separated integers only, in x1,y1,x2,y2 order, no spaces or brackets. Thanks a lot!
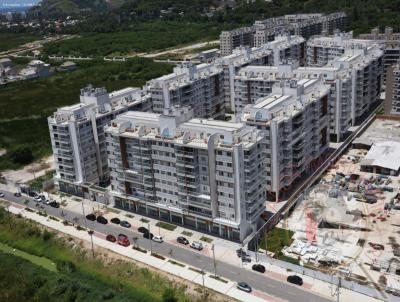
181,231,193,237
151,252,166,260
0,33,39,52
168,259,185,268
140,218,150,223
156,221,177,231
259,227,294,254
199,236,213,243
132,246,147,253
209,275,228,283
189,267,205,275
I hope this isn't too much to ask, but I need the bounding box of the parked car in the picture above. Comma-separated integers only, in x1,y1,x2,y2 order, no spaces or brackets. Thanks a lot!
106,234,116,242
369,242,384,250
14,192,21,197
96,216,108,224
236,282,252,293
190,241,203,251
252,264,265,273
86,214,96,221
241,255,251,263
236,248,248,257
138,226,148,233
34,195,42,201
152,235,163,243
120,220,131,228
287,275,303,286
40,195,46,201
143,232,154,240
117,234,130,247
44,199,52,205
0,192,5,198
110,217,120,224
50,201,60,208
177,236,189,245
28,191,36,197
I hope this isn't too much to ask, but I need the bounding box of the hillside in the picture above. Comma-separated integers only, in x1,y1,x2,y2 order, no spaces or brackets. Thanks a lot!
29,0,126,16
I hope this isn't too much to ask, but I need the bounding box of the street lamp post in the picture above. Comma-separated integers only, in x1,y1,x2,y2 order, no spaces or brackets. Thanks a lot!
148,222,152,254
211,244,217,277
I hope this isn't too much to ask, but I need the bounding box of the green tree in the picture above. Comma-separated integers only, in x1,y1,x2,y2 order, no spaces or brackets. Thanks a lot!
9,145,33,165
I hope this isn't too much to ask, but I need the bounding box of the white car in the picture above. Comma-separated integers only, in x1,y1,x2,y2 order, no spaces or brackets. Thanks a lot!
190,241,203,251
34,195,42,201
0,192,5,198
152,235,163,243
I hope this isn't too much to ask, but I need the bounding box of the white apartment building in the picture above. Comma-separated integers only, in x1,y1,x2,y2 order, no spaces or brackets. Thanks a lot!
385,63,400,115
48,85,151,196
146,62,225,120
220,12,346,56
306,32,375,67
105,107,267,242
241,78,330,201
216,35,305,112
359,27,400,83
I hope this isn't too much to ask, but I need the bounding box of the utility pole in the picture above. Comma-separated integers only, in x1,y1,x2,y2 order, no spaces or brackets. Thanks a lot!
255,232,259,262
201,269,206,299
337,277,341,302
211,244,217,277
88,230,95,259
148,222,152,254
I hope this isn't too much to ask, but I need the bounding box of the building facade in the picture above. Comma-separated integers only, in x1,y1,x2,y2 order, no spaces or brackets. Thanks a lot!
48,85,151,195
146,63,225,120
241,78,330,201
105,107,267,242
385,63,400,115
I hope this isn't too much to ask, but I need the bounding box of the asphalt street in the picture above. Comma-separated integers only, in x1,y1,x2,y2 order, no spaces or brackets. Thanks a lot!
2,190,333,302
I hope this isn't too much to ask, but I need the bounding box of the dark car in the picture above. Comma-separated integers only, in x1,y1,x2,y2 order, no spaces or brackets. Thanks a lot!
106,234,116,242
138,226,148,234
14,192,21,197
86,214,96,221
110,217,121,224
120,220,131,228
177,236,189,245
49,201,60,208
236,248,248,257
96,216,108,224
241,255,251,263
236,282,252,293
28,191,36,197
287,275,303,286
143,232,154,240
252,264,265,273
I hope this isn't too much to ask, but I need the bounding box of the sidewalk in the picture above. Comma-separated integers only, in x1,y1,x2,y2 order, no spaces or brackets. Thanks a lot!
7,203,270,302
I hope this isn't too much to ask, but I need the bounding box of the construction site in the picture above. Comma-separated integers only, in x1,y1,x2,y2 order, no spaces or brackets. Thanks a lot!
279,116,400,295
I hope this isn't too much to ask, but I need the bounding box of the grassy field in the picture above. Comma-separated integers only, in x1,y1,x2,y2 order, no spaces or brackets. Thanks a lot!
0,58,172,171
0,33,39,52
0,208,204,302
43,21,228,57
259,227,294,253
0,241,57,272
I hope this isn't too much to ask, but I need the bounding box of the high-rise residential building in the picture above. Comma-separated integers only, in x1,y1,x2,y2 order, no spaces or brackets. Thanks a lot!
385,63,400,115
145,62,225,120
216,35,305,112
359,27,400,83
234,44,383,142
105,107,267,241
48,85,151,195
241,78,330,201
306,32,375,67
220,12,346,56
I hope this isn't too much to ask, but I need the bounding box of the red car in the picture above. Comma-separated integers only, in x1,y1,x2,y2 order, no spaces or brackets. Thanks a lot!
106,234,116,242
117,234,130,247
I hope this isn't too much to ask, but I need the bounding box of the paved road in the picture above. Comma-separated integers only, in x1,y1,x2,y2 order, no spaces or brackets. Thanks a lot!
1,191,332,302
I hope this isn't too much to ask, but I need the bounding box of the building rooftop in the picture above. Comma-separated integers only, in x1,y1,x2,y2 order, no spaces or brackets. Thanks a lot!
360,141,400,171
353,117,400,147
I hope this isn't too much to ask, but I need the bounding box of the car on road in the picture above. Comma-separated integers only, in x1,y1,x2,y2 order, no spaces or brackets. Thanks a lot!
236,248,248,257
143,232,154,240
44,199,52,205
252,264,265,273
152,235,163,243
50,201,60,208
236,282,252,293
241,255,251,263
190,241,203,251
86,214,96,221
287,275,303,286
34,195,42,201
14,192,21,197
96,216,108,224
106,234,116,242
110,217,120,224
177,236,189,245
0,192,5,198
28,191,36,197
117,234,130,247
138,226,148,233
120,220,131,228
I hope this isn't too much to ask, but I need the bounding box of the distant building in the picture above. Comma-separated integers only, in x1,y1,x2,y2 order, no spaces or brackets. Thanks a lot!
360,141,400,176
198,48,220,63
384,63,400,115
359,27,400,83
0,58,12,70
48,85,152,196
220,12,346,56
19,60,51,80
58,61,77,72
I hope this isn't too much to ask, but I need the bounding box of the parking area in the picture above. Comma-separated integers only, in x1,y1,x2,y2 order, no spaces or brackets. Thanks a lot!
280,117,400,295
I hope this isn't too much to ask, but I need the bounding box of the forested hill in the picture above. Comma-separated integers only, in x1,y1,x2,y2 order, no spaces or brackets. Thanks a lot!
28,0,400,35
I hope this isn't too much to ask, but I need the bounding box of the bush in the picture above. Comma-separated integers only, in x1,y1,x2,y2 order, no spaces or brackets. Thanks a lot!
9,144,33,165
162,288,178,302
